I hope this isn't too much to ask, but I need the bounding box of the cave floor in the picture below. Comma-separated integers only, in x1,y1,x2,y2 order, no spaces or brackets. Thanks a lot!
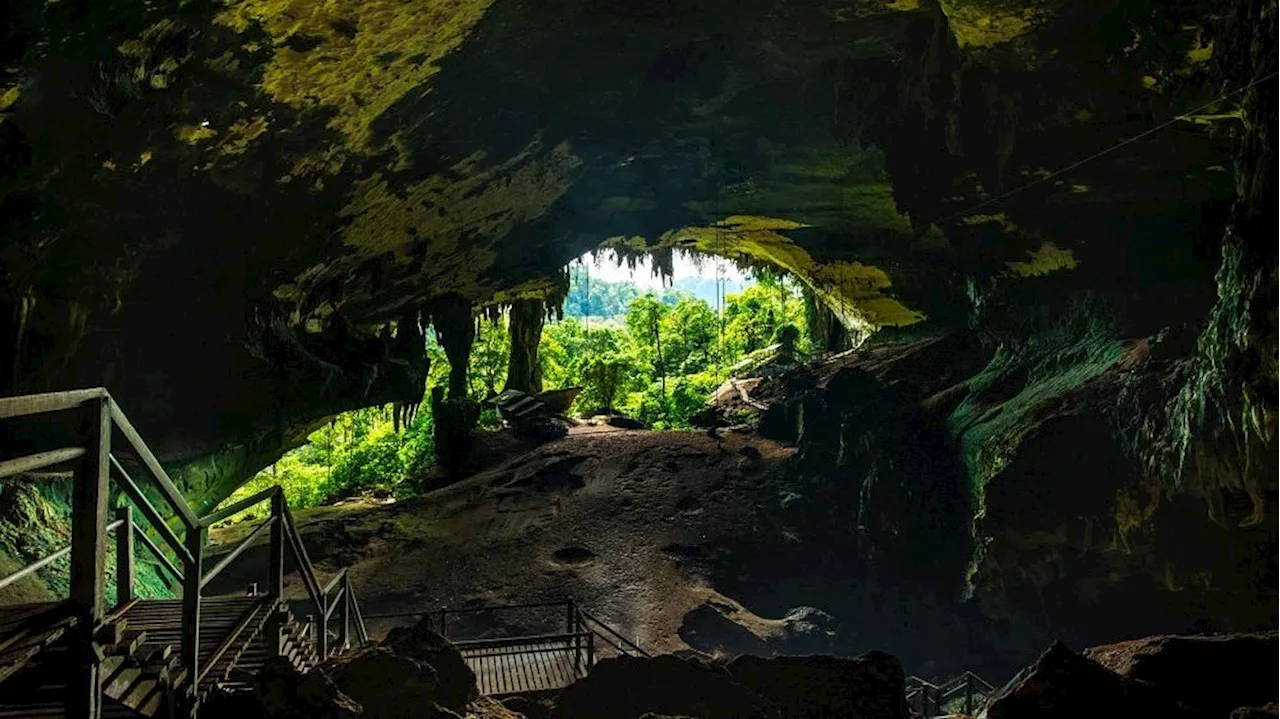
209,429,799,658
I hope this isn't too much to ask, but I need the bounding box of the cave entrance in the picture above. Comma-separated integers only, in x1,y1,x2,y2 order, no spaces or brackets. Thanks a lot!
209,248,844,520
538,247,820,430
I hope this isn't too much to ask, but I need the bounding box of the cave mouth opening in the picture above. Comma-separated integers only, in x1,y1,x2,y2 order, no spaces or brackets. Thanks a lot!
211,247,832,523
550,246,819,427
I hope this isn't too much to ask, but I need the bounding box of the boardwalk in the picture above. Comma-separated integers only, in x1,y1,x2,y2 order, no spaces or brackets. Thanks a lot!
458,635,584,695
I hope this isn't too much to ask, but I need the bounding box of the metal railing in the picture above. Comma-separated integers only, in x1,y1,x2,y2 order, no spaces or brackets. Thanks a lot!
365,598,648,684
0,388,370,714
906,671,996,717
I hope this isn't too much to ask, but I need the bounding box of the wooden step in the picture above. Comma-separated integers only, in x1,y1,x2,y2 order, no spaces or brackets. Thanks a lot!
108,629,148,657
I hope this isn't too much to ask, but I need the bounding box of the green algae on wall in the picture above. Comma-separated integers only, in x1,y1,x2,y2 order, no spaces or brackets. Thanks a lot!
0,481,175,604
642,215,925,339
1005,241,1078,277
338,141,582,264
937,0,1053,48
215,0,495,152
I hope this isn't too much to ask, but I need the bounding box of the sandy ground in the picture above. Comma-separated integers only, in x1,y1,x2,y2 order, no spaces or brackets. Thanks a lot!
210,429,797,656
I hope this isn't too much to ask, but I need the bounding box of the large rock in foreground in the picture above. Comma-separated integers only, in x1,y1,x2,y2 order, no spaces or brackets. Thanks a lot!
381,618,479,710
201,657,361,719
551,655,774,719
983,642,1189,719
551,651,910,719
726,653,907,719
1084,633,1279,718
321,618,478,719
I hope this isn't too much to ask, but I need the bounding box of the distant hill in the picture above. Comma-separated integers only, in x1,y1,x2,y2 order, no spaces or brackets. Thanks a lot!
670,276,749,307
563,265,752,319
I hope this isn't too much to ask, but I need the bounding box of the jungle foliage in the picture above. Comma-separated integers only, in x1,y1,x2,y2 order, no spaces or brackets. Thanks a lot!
219,272,807,519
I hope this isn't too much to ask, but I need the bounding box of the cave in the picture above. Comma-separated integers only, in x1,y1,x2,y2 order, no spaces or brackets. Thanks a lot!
0,0,1276,716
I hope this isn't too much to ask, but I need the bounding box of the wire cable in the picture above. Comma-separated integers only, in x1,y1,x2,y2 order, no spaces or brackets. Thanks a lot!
929,71,1279,226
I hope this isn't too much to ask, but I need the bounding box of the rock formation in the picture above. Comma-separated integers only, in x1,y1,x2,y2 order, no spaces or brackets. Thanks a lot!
0,0,1274,662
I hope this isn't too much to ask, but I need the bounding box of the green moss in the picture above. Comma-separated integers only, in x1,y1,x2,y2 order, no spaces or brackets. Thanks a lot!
215,0,495,152
1004,241,1078,277
937,0,1053,48
0,481,175,603
949,300,1125,496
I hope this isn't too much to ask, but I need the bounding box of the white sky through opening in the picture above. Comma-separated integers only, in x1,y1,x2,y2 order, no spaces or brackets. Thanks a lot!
580,250,752,289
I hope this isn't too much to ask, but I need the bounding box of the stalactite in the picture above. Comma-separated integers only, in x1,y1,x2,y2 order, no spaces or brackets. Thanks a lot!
804,288,851,352
505,297,546,393
429,293,477,400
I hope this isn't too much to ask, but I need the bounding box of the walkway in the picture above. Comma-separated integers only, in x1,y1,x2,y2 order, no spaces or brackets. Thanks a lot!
0,389,371,717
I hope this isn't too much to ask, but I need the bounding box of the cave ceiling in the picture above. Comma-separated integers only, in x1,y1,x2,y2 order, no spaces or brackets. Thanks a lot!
0,0,1244,465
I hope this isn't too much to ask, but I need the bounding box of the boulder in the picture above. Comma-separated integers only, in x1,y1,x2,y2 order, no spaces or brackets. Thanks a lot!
983,642,1190,719
775,606,837,652
676,602,769,657
201,657,361,719
323,646,460,719
551,654,775,719
1084,633,1278,717
726,652,908,719
381,617,479,710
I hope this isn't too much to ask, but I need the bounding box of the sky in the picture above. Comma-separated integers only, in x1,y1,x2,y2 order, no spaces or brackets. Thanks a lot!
581,250,752,289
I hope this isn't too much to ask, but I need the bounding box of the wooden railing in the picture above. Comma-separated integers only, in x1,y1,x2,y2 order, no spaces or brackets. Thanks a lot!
906,671,996,717
198,485,371,668
0,388,369,714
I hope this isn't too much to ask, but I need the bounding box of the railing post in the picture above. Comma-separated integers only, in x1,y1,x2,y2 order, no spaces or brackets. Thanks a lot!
338,577,351,652
267,490,285,657
181,522,204,696
964,675,975,716
318,596,329,660
586,630,594,672
69,394,111,719
115,505,134,607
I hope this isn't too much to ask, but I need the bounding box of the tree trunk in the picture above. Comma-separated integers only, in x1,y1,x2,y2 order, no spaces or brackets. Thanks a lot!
505,298,546,393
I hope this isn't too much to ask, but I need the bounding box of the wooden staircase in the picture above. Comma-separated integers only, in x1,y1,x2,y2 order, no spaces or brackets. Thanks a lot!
0,389,371,718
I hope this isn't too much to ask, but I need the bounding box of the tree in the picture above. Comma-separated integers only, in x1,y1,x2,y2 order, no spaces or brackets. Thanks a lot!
470,316,509,398
626,294,669,398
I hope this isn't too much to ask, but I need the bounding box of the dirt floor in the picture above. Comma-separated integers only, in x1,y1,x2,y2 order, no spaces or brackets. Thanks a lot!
210,428,802,658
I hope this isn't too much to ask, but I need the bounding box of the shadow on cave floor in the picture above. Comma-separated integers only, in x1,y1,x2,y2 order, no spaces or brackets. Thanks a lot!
207,427,1055,681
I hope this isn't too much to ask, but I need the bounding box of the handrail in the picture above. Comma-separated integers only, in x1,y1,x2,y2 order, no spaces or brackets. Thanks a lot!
110,455,194,567
0,519,124,592
1,387,374,707
132,524,182,581
0,446,87,480
452,631,593,649
199,486,279,528
108,402,199,529
200,515,276,590
197,596,278,685
280,509,326,615
324,586,346,620
0,388,108,419
322,568,347,597
577,608,650,657
439,599,575,615
348,576,370,644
